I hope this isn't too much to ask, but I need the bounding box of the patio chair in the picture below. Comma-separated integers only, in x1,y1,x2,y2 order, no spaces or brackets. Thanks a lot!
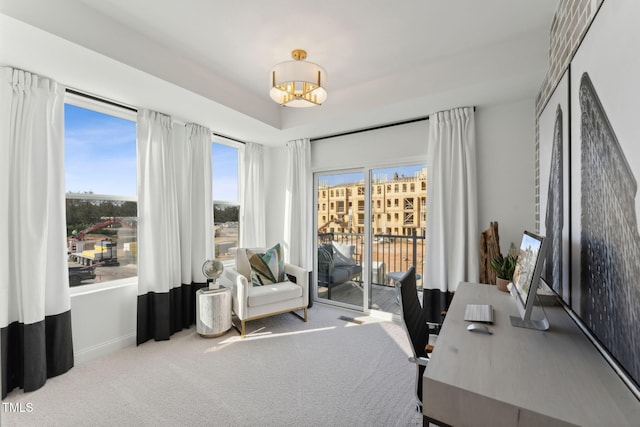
317,243,363,299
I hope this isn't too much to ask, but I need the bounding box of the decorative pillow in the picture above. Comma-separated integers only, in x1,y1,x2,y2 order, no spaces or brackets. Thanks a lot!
247,243,285,286
331,241,356,266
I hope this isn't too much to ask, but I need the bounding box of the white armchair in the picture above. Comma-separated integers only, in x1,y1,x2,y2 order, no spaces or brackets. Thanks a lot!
220,247,309,337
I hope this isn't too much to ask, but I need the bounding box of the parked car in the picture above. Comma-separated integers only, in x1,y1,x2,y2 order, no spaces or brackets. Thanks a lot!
68,266,96,286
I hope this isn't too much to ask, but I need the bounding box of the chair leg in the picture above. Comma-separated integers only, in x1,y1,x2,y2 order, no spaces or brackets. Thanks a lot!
241,320,246,338
303,307,308,322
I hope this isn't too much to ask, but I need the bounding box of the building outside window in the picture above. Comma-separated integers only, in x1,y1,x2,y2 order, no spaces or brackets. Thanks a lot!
64,96,137,287
212,142,241,264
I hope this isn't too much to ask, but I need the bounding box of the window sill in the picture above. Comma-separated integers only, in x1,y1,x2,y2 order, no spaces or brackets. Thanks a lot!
69,276,137,297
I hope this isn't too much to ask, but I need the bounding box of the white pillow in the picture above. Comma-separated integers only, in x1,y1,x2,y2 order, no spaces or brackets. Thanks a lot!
332,241,356,266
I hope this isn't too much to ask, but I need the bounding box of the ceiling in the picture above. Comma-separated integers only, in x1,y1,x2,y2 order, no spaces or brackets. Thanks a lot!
0,0,559,145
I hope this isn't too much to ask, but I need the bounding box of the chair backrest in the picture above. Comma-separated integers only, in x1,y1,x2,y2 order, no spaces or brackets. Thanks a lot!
397,266,428,359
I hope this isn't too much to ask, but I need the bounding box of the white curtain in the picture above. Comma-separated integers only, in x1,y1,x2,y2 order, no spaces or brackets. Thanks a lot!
137,112,214,344
177,124,213,284
239,142,266,248
1,67,74,397
136,109,182,343
424,107,478,320
284,138,312,269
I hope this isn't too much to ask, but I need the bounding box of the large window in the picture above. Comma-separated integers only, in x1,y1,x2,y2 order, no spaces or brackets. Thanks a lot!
212,141,241,263
64,96,137,287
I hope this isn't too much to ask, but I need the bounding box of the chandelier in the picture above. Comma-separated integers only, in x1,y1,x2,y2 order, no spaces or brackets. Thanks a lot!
270,49,327,107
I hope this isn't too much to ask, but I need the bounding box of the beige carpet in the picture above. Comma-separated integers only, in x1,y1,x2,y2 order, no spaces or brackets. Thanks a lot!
2,304,423,426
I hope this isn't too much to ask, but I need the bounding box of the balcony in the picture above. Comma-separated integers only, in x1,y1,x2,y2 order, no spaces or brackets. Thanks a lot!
317,230,425,314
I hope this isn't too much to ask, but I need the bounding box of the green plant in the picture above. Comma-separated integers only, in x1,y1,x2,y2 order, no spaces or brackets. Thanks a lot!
490,243,518,280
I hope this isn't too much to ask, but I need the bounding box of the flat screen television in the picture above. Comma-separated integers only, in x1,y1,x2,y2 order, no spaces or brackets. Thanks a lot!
509,231,550,330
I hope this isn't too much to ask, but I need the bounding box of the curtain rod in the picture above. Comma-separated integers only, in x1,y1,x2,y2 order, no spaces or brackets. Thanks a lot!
212,132,246,145
65,88,138,113
310,106,476,142
66,88,246,145
311,116,428,142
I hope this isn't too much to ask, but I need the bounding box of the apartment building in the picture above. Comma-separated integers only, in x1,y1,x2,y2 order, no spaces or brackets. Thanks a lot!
318,168,427,236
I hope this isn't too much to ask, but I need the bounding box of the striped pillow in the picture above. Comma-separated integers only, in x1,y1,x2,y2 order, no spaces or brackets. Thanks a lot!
247,243,285,286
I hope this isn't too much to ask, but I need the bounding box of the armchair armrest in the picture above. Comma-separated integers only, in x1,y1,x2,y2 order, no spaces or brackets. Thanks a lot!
284,263,309,307
221,267,250,320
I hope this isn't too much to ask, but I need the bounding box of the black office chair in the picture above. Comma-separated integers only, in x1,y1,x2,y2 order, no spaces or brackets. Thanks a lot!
395,266,438,412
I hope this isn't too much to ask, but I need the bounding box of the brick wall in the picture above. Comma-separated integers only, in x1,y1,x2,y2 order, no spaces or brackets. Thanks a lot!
534,0,603,229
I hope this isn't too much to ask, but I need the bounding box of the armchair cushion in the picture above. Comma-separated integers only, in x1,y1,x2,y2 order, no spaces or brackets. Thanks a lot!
331,241,356,266
247,281,302,307
247,243,285,286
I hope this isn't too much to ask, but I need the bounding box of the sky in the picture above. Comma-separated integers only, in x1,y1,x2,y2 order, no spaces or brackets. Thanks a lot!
65,104,137,196
65,104,239,202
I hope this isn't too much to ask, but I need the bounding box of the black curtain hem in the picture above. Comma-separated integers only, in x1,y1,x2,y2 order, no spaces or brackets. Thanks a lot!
136,282,207,345
422,288,454,324
2,310,74,399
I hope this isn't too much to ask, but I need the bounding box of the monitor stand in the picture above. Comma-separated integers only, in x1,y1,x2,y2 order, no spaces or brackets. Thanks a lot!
510,314,549,331
510,294,550,331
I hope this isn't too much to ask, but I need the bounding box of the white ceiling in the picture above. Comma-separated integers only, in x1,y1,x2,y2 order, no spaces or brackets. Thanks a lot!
0,0,559,145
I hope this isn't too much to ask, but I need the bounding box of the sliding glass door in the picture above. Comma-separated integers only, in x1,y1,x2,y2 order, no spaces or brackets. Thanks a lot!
315,170,366,310
314,164,426,315
368,165,426,315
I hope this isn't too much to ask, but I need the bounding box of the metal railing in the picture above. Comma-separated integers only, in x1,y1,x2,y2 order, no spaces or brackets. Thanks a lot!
318,230,425,287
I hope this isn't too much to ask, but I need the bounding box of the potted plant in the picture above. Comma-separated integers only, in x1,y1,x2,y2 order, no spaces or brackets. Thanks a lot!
490,243,517,292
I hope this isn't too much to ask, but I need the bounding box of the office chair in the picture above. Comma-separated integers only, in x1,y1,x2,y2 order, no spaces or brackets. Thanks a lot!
395,266,438,412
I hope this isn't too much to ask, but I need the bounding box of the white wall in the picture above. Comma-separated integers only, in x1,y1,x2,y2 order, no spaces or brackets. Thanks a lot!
70,282,137,364
265,104,536,259
264,147,288,248
310,121,428,171
476,99,536,249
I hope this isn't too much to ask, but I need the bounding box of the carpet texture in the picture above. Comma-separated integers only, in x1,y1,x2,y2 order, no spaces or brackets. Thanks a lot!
2,304,423,426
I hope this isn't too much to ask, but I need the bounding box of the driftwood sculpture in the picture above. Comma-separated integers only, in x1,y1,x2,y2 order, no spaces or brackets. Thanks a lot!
479,221,501,285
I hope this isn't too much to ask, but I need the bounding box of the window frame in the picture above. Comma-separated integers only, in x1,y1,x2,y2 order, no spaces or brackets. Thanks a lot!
211,139,243,267
64,92,138,295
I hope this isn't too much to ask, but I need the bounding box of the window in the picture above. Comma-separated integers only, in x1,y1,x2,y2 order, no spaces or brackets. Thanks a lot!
212,142,240,263
64,97,137,287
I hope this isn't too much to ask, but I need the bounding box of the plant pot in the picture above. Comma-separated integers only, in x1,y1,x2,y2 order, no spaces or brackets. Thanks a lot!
496,277,511,292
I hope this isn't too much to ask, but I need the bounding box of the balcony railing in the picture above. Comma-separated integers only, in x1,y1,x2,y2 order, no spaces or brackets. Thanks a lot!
318,230,425,289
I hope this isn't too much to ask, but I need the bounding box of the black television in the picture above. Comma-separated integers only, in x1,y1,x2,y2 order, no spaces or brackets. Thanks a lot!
509,231,550,330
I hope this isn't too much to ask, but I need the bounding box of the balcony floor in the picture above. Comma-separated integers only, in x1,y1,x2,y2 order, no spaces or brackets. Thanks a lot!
317,282,406,315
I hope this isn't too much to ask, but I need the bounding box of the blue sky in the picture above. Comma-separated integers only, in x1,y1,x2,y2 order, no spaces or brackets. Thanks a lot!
212,143,239,203
65,104,137,196
65,104,239,202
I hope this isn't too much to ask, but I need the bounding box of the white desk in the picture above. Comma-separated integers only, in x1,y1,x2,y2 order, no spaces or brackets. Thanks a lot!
423,282,640,427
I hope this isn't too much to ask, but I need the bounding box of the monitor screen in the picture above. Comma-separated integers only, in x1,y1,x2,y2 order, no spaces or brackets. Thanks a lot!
511,231,548,326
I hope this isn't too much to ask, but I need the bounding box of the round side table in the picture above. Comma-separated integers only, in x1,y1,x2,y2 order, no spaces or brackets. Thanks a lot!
196,287,232,337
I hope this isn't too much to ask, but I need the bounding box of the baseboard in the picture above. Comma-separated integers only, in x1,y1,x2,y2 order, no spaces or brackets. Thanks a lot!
73,332,136,365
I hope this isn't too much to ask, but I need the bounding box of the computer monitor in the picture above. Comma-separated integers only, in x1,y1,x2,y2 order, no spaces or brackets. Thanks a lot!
509,231,550,330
